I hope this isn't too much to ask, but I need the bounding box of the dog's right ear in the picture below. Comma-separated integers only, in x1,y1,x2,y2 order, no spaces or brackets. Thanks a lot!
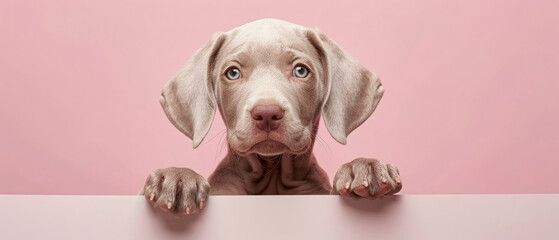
160,33,226,148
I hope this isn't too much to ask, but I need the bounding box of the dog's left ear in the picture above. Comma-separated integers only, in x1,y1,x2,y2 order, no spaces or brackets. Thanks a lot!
306,29,384,145
160,33,226,148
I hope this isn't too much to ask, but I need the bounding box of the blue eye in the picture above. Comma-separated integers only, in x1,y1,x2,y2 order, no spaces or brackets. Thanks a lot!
293,65,309,78
226,67,241,80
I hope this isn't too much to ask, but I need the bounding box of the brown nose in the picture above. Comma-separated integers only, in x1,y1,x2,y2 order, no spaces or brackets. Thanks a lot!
251,104,284,131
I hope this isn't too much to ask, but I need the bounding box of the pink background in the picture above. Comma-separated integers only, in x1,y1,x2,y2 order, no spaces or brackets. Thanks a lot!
1,0,558,195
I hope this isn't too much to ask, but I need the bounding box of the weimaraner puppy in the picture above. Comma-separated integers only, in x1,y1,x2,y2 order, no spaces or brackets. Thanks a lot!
141,19,402,214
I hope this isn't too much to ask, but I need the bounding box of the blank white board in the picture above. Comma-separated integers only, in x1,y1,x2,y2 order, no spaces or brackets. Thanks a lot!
0,194,558,239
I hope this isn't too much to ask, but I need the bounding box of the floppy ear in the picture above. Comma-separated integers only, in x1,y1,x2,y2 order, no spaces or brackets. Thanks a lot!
160,33,226,148
307,29,385,145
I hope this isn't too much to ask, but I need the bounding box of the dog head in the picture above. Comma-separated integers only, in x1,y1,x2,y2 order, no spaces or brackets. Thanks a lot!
160,19,384,157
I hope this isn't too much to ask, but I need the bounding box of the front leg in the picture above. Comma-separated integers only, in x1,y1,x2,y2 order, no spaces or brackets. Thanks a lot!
331,158,402,198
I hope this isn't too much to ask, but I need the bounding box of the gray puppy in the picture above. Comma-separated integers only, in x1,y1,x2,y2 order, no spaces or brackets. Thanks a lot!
140,19,402,215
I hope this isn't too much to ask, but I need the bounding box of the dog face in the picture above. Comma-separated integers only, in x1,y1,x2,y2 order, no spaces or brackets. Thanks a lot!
160,19,384,156
214,21,326,156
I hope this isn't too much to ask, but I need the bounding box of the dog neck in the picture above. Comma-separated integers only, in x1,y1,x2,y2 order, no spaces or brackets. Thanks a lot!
233,151,325,194
243,116,328,194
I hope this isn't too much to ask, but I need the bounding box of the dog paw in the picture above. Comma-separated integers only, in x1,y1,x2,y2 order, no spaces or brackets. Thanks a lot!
141,167,210,214
331,158,402,198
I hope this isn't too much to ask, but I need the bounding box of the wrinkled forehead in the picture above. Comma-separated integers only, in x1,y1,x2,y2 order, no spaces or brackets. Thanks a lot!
220,19,318,62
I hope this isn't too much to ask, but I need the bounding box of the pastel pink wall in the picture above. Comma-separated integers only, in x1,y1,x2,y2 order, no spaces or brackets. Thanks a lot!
1,0,557,195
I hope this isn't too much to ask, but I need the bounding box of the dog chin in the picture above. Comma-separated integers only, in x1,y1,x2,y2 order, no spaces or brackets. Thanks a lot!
248,140,289,156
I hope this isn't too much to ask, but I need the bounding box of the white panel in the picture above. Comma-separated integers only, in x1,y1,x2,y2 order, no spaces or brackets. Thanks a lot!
0,195,558,240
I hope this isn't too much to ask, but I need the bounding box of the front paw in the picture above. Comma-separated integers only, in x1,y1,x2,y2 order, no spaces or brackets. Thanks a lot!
331,158,402,198
141,167,210,214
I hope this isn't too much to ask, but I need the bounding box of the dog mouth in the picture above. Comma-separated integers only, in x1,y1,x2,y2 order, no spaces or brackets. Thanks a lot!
230,129,310,156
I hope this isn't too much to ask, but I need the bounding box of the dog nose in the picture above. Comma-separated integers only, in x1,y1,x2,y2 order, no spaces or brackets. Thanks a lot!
251,104,284,131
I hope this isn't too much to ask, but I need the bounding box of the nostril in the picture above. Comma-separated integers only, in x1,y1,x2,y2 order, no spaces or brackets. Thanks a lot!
271,112,283,121
251,110,264,121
